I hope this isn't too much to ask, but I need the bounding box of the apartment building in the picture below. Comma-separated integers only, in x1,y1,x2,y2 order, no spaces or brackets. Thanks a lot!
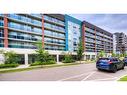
114,32,127,54
82,21,113,60
0,14,113,64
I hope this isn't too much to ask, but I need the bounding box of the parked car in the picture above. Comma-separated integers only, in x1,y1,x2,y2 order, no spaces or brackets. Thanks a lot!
96,57,125,73
123,57,127,66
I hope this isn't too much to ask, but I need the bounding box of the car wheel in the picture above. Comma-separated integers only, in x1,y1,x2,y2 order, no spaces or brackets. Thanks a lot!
98,68,101,71
112,65,117,73
121,64,125,70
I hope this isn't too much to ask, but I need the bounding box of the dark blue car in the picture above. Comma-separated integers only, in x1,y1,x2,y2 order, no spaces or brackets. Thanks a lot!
123,57,127,66
96,58,125,73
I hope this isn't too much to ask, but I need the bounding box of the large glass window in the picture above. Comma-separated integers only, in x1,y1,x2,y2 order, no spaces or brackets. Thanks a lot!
8,22,42,34
44,15,64,25
9,41,37,49
68,21,81,51
0,39,4,47
8,31,42,41
0,18,4,26
44,22,65,32
0,29,4,37
8,14,42,26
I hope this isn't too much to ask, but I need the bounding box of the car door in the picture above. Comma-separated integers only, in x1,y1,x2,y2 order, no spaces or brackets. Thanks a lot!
117,59,122,69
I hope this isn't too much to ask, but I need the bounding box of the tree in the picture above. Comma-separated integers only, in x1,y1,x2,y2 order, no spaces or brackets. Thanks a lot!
0,49,5,54
98,50,105,58
62,52,74,63
111,52,116,57
76,39,84,63
34,41,55,64
4,51,19,64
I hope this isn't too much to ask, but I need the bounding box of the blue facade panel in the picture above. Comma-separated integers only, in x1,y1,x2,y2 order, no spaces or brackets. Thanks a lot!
65,14,82,51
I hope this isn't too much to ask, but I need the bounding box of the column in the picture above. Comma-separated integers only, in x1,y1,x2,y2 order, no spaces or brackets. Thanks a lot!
42,15,44,48
4,14,8,47
24,54,28,65
56,54,59,63
82,24,85,52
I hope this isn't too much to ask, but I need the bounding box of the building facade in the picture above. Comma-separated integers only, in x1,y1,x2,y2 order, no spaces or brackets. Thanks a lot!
0,14,113,64
82,21,113,60
114,32,127,54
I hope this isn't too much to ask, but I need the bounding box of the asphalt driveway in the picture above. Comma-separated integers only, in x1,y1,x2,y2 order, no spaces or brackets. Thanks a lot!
0,63,127,81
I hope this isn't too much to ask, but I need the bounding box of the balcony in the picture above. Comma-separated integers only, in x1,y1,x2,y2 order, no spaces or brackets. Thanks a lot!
0,20,4,26
30,14,42,19
44,23,65,33
8,44,37,49
8,14,42,28
8,23,42,34
0,43,4,47
44,15,65,26
8,34,41,42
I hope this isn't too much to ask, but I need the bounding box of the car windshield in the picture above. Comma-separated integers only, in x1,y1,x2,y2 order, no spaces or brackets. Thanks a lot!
98,58,110,62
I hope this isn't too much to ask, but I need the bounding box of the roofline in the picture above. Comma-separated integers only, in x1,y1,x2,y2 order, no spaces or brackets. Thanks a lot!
83,20,113,36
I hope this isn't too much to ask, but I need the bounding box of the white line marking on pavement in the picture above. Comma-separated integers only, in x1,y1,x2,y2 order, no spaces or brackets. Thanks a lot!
58,72,90,81
99,73,116,78
92,77,118,81
82,71,96,81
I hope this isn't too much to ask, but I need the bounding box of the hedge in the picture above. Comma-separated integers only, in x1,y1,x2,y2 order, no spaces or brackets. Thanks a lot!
0,64,19,69
30,61,56,66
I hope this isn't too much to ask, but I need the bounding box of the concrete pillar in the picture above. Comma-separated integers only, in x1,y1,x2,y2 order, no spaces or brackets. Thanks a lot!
0,54,5,64
90,55,92,60
56,54,59,64
24,54,28,65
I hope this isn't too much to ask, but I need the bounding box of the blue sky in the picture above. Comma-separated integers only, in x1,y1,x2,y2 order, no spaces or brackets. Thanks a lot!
70,14,127,35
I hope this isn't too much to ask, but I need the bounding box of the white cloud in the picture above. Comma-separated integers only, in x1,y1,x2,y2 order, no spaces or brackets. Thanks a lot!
70,14,127,35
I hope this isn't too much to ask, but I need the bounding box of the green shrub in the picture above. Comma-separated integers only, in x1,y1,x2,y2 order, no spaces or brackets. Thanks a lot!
0,64,19,69
30,60,56,66
30,61,42,66
4,51,19,64
47,60,56,64
62,53,75,63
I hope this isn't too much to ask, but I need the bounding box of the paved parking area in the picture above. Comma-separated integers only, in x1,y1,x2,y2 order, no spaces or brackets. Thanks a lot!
0,63,127,81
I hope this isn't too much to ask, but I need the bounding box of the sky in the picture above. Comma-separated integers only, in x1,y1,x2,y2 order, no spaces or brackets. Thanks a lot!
70,14,127,35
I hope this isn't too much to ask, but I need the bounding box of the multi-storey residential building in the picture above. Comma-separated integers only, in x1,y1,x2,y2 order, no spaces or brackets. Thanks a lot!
0,14,113,65
82,21,113,60
114,32,127,54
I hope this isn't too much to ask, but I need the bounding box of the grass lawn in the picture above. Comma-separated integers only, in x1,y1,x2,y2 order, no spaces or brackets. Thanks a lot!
80,60,96,64
119,75,127,81
0,63,81,73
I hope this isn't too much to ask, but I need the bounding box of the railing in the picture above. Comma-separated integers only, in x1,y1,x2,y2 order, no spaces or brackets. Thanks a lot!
8,23,42,34
44,15,64,26
8,44,37,49
44,23,65,33
0,20,4,26
8,14,42,27
8,35,41,41
0,43,4,47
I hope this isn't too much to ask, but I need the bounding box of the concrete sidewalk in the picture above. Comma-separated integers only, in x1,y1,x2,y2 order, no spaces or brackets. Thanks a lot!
0,65,29,71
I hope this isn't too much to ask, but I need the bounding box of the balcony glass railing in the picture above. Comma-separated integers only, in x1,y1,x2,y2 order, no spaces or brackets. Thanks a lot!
8,34,41,41
44,23,65,32
44,30,65,38
0,43,4,47
8,14,42,26
8,44,37,49
31,14,42,18
8,22,42,34
44,15,64,26
0,20,4,26
0,14,4,17
45,40,65,45
45,46,65,51
0,33,4,37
